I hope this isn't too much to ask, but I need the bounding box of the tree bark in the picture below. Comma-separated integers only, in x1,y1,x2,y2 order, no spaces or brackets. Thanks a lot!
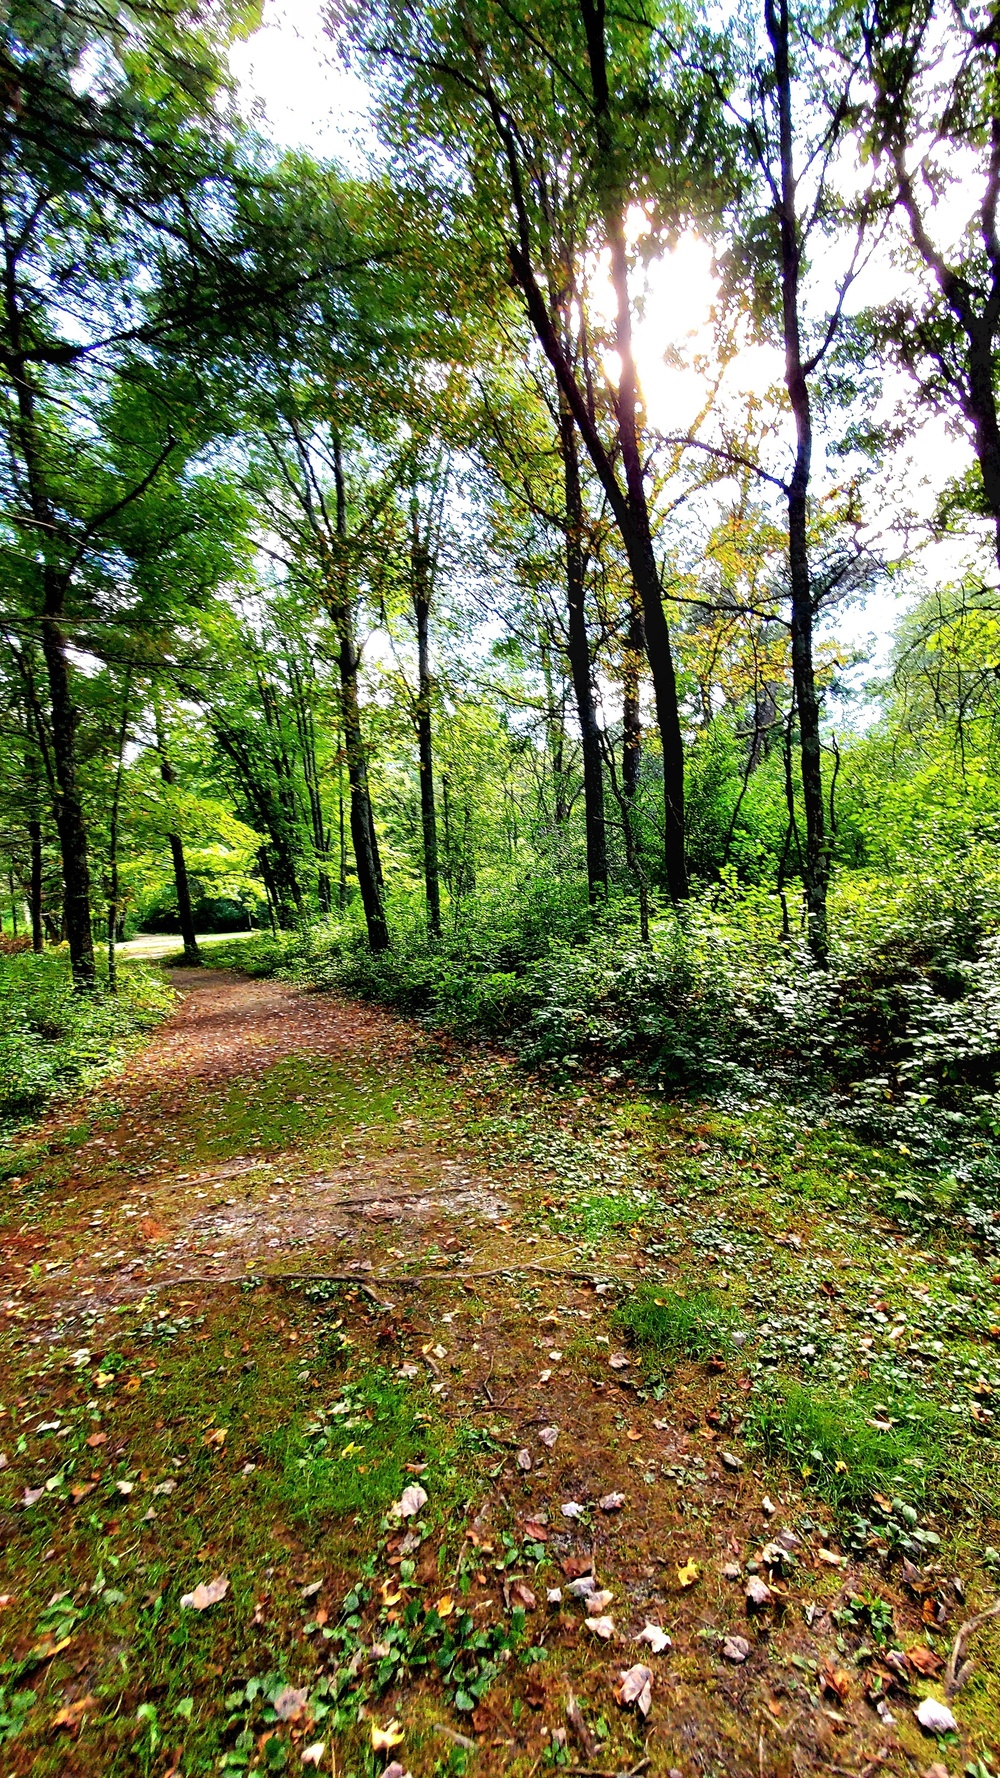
5,240,95,989
28,818,43,952
412,523,442,937
40,579,97,990
106,672,132,994
558,397,607,900
155,706,201,965
497,0,688,899
622,598,644,806
767,0,829,964
330,438,389,952
966,328,1000,568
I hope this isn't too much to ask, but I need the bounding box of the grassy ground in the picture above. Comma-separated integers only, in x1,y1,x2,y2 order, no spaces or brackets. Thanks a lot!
1,964,999,1778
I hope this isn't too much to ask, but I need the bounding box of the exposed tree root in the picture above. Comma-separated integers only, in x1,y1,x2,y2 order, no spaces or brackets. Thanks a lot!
945,1596,1000,1694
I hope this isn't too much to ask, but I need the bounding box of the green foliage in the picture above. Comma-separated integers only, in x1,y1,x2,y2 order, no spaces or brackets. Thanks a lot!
0,953,174,1125
202,861,1000,1184
0,1687,35,1749
267,1370,436,1525
614,1286,737,1362
745,1378,944,1513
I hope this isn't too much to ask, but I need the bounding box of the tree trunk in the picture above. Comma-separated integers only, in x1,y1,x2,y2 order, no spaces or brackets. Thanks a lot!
330,439,389,953
41,580,96,990
412,531,442,938
622,598,644,805
967,328,1000,568
155,706,202,965
28,818,43,952
5,234,96,989
767,0,829,964
558,398,607,900
338,635,389,951
338,733,348,910
500,2,688,899
602,204,688,900
106,672,131,995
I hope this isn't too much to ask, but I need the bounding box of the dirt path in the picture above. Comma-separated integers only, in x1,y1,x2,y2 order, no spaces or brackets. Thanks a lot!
1,968,998,1778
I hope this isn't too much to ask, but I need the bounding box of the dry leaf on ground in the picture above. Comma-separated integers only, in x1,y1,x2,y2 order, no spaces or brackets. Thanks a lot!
180,1575,229,1611
393,1484,428,1518
371,1719,405,1751
722,1636,750,1662
915,1697,957,1735
614,1663,653,1716
272,1686,308,1722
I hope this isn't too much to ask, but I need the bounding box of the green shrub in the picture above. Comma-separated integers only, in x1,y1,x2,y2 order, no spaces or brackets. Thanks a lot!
0,951,174,1127
201,869,1000,1179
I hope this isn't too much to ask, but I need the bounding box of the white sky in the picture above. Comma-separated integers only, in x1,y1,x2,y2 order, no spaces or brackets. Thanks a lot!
231,0,980,707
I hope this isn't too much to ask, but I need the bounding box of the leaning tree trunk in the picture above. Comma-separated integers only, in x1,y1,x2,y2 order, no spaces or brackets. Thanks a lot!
558,396,607,901
602,206,688,902
412,531,442,938
155,706,201,966
768,0,829,963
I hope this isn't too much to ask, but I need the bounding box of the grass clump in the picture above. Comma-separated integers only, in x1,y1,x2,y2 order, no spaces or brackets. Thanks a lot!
614,1285,737,1362
268,1369,438,1525
745,1377,945,1512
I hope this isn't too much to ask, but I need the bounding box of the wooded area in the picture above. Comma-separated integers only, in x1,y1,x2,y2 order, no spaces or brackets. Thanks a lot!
5,0,1000,1165
3,1,1000,1773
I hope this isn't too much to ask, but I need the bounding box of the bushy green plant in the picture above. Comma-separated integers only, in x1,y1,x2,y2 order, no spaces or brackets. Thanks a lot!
202,866,1000,1174
0,951,174,1126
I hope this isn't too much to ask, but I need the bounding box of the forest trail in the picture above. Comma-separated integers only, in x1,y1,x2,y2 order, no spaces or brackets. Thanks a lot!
1,968,998,1778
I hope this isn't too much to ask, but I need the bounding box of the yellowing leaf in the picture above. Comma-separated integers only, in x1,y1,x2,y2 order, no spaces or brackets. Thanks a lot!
435,1594,455,1617
370,1719,404,1752
676,1559,700,1589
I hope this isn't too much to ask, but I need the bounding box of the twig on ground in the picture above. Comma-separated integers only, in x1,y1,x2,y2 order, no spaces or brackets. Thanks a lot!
120,1261,624,1315
566,1688,598,1761
431,1724,476,1750
945,1596,1000,1694
138,1273,391,1307
566,1760,650,1778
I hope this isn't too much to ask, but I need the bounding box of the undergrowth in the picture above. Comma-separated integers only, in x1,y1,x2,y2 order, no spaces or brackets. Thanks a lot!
744,1377,946,1513
201,866,1000,1188
0,951,174,1129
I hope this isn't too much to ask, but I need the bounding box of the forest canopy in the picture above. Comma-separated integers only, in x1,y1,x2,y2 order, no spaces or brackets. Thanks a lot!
3,0,1000,1163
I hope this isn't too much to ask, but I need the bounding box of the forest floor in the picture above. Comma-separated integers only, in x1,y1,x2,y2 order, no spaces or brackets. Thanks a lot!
1,965,1000,1778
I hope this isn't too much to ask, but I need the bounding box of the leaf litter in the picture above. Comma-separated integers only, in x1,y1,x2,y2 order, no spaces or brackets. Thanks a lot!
1,967,1000,1774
